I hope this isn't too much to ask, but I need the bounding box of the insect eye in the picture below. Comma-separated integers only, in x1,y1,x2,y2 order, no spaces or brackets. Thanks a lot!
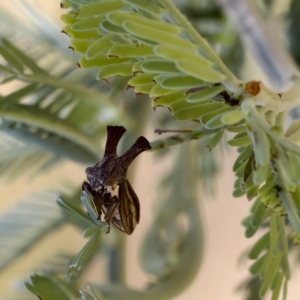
85,167,93,175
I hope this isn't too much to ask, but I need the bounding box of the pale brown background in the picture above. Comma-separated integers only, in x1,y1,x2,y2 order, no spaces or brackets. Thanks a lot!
0,1,300,299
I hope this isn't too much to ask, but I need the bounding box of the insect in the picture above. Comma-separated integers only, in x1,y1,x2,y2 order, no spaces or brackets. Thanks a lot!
81,126,151,234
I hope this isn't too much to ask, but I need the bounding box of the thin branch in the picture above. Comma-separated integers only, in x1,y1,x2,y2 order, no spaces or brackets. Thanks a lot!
149,130,204,151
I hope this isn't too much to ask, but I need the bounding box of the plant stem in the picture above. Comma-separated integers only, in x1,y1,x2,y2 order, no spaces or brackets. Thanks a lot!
163,0,241,87
150,130,204,151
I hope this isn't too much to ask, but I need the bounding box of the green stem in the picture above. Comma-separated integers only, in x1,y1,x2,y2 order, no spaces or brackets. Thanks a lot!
149,130,204,151
163,0,241,88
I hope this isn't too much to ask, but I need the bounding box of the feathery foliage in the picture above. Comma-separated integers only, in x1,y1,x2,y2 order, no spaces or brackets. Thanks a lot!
1,0,300,300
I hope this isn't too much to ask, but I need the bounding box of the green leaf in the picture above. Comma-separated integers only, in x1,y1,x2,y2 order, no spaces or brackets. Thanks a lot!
207,129,224,150
201,106,233,128
108,44,154,58
100,20,127,35
279,186,300,236
169,98,207,112
227,135,252,147
79,55,130,68
233,146,252,172
86,36,113,59
251,199,268,227
156,74,204,90
259,252,283,298
0,38,45,74
70,39,94,54
176,59,226,82
247,123,271,166
271,272,284,300
0,40,24,72
233,189,246,197
249,252,267,275
285,119,300,138
257,175,276,196
77,1,126,19
245,223,259,238
123,0,165,15
63,25,100,39
221,110,247,125
81,190,104,226
108,12,181,34
279,151,300,187
187,85,225,103
153,90,185,107
154,45,212,66
57,196,95,229
68,0,101,5
248,232,270,259
128,73,155,86
134,82,155,94
226,125,247,133
123,21,196,50
68,232,102,278
150,83,174,97
97,63,133,79
25,275,71,300
253,163,270,186
71,16,105,31
141,60,179,73
174,102,225,121
82,227,102,238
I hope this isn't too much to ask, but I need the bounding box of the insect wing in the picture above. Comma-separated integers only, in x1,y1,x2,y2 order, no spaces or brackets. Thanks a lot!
113,180,140,234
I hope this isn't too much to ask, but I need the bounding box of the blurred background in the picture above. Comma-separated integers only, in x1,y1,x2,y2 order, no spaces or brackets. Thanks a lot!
1,0,300,299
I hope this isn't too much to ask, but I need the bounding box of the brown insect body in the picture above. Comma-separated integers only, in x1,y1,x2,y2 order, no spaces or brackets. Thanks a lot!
82,126,151,234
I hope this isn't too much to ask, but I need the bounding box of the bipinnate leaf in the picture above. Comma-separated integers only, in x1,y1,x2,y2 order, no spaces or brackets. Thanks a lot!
60,0,238,122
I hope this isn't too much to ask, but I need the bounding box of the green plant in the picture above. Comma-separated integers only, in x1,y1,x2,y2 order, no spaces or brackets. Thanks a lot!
1,0,300,299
